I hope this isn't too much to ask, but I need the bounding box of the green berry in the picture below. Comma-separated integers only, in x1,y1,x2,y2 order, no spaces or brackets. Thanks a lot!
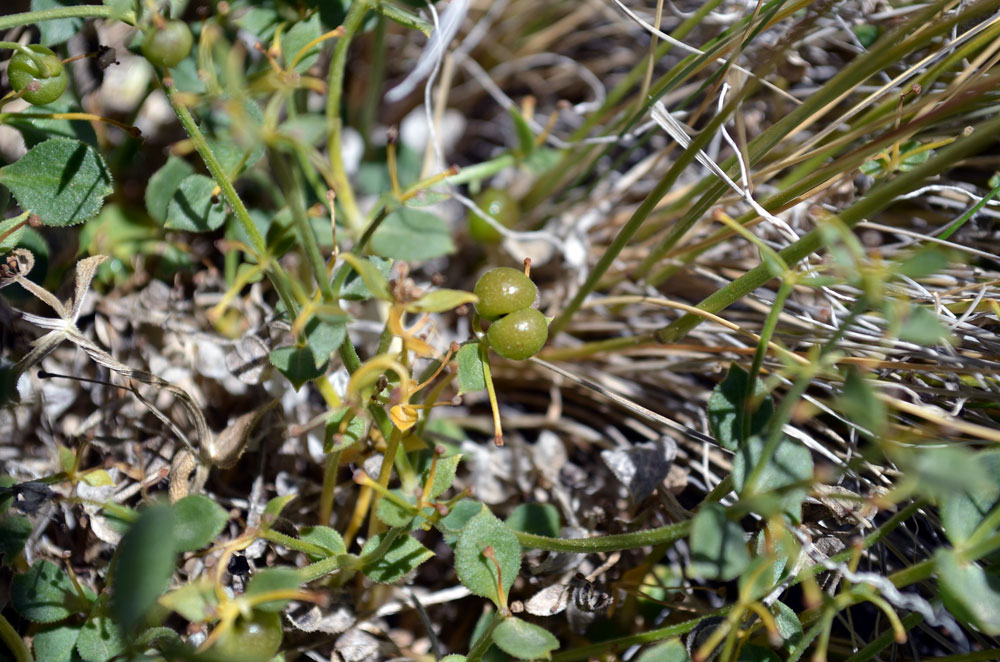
209,610,283,662
474,267,537,320
8,45,67,106
487,308,548,360
469,188,518,244
141,20,193,68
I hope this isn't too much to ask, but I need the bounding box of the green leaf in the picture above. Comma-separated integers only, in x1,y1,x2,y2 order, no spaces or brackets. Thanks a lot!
936,548,1000,635
283,12,323,73
707,364,773,451
13,559,91,623
324,408,366,453
770,601,803,650
836,368,886,437
112,505,177,631
340,254,392,301
441,656,467,662
457,342,487,394
245,567,303,612
375,489,418,528
0,138,113,227
277,114,328,148
76,603,125,662
441,498,483,546
688,503,750,581
902,445,989,504
508,106,536,156
896,248,949,279
407,289,478,313
637,639,690,662
506,503,560,538
146,157,194,224
262,494,297,523
492,617,560,660
0,513,32,563
158,576,218,622
371,208,455,261
270,345,325,390
165,174,228,232
940,449,1000,546
361,532,434,583
171,495,228,552
299,525,347,561
32,0,84,47
304,317,346,370
854,24,879,47
455,506,521,607
895,304,951,345
731,435,813,521
424,453,462,501
0,213,29,254
32,623,82,662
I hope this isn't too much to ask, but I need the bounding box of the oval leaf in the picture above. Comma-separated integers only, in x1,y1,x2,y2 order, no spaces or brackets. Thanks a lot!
457,342,487,395
406,289,478,313
455,506,521,607
165,174,228,232
361,532,434,583
112,505,177,631
172,494,228,552
371,208,454,261
937,548,1000,635
77,603,125,662
13,559,90,623
245,567,303,612
0,138,113,227
637,639,690,662
688,502,750,581
492,616,559,660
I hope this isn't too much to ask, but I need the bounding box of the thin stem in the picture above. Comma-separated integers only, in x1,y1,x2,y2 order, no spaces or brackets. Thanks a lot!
0,5,130,31
163,82,265,257
656,82,1000,344
259,528,335,559
467,609,505,662
319,450,341,526
0,611,32,662
269,148,334,301
742,279,792,441
325,0,369,233
514,520,690,553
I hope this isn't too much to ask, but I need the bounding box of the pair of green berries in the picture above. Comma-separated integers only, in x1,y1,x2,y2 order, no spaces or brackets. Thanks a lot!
7,20,192,106
474,267,547,360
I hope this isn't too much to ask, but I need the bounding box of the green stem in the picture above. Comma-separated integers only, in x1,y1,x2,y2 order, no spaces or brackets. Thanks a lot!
656,109,1000,343
259,528,334,559
319,450,341,526
0,611,32,662
325,0,369,233
164,81,300,320
0,5,131,31
164,83,266,257
467,609,505,662
515,520,690,553
298,551,359,583
269,148,334,301
742,278,793,441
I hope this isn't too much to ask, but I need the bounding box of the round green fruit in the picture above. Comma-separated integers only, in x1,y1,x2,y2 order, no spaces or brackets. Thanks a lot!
474,267,537,320
209,610,283,662
141,20,193,68
8,45,67,105
469,188,518,244
487,308,548,360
